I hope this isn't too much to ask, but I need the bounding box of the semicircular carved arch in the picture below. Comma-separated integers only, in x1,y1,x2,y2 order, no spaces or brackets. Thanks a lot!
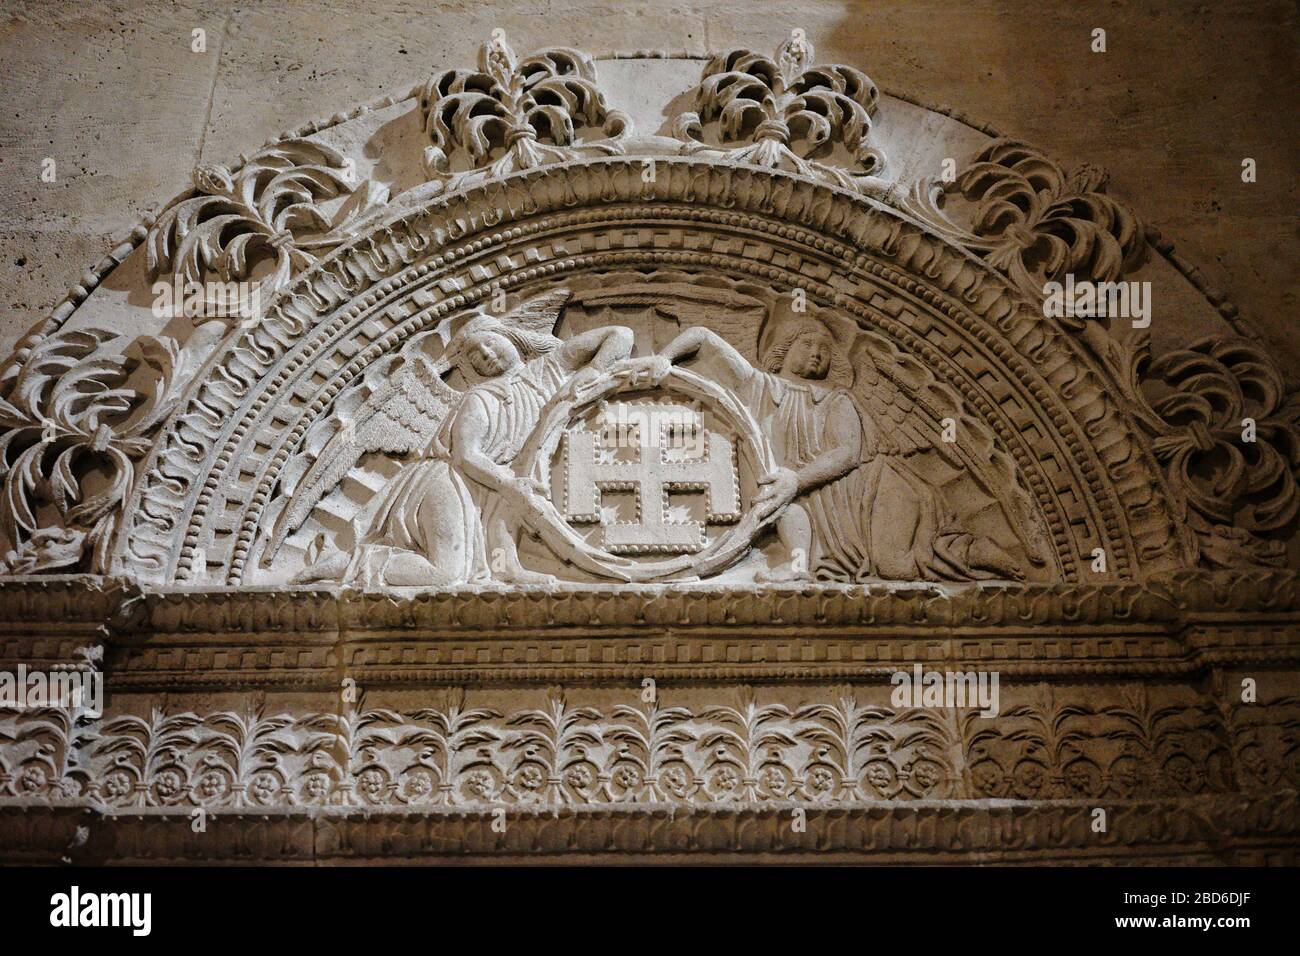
3,31,1300,866
112,156,1190,587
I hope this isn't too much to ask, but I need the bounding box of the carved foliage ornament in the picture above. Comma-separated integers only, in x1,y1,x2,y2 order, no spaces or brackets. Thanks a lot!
419,30,631,192
1146,339,1300,535
907,138,1146,304
674,29,885,191
146,138,388,324
1113,333,1300,567
907,137,1299,565
0,327,216,573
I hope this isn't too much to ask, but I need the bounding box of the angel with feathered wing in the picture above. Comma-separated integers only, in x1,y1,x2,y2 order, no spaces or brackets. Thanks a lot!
281,290,633,587
655,314,1032,583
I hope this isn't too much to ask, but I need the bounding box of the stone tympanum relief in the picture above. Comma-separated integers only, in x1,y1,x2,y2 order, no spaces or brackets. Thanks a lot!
1,31,1297,863
3,30,1292,586
275,286,1037,588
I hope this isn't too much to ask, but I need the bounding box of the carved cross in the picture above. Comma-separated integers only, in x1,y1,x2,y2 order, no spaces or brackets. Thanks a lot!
563,403,740,554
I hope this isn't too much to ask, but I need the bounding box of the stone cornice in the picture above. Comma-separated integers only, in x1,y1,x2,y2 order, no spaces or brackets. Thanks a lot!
2,574,1296,686
4,793,1296,864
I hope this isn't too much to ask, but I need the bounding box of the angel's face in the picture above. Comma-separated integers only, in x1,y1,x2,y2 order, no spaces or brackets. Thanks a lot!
465,331,521,378
783,328,833,380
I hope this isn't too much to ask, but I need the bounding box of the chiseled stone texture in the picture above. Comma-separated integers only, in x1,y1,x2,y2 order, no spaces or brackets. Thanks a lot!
0,6,1297,865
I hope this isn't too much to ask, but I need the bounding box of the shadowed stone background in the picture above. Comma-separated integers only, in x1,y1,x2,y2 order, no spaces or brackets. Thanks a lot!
0,0,1295,364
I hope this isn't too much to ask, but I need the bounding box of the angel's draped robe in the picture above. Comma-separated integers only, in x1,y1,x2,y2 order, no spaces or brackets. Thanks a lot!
343,354,568,586
740,369,991,582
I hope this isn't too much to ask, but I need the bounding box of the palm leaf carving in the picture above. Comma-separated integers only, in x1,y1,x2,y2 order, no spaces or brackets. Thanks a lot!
674,30,884,190
418,31,629,192
146,139,386,323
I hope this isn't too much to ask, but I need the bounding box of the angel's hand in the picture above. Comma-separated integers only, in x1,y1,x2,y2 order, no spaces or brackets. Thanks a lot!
610,355,671,389
509,476,549,498
569,364,616,406
753,467,799,521
508,477,552,515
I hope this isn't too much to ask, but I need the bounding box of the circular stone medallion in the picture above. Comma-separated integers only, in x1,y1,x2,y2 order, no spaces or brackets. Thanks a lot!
516,365,777,582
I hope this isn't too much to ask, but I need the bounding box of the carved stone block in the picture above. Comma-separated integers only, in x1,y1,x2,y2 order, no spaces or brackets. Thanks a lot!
0,30,1295,864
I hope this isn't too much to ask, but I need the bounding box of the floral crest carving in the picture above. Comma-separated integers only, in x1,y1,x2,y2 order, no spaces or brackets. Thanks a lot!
673,30,884,191
0,327,215,573
418,30,630,192
1111,334,1300,568
908,138,1146,302
145,138,386,322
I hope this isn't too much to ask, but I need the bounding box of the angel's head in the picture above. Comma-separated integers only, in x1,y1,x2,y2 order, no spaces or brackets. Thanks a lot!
447,312,559,380
763,316,835,382
463,327,521,377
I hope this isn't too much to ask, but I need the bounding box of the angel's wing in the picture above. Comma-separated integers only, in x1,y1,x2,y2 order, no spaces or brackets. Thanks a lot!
502,287,571,336
846,331,935,458
265,331,461,561
847,330,1047,565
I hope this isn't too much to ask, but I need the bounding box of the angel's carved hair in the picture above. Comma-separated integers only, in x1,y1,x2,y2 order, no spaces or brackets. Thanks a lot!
760,310,856,389
448,313,560,369
762,314,834,374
